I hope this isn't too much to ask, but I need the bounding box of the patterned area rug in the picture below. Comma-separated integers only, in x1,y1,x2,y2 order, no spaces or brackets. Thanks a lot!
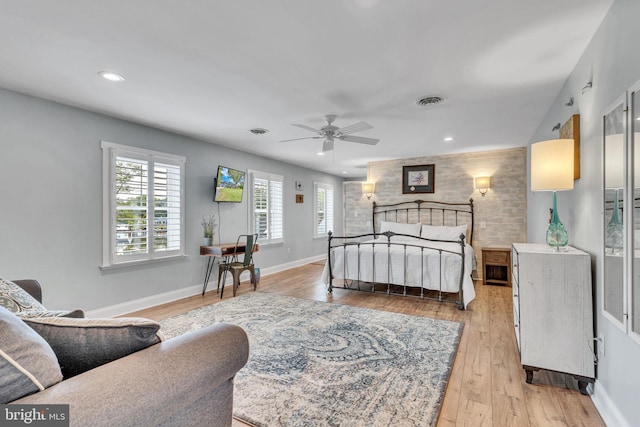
160,292,463,427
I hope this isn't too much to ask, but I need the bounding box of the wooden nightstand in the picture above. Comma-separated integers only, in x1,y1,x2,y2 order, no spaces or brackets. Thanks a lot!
482,247,511,286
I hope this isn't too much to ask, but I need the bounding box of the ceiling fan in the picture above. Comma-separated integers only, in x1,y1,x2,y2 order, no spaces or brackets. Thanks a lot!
279,114,380,152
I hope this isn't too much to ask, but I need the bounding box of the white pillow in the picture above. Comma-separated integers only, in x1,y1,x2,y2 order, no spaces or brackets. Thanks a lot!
420,224,468,242
378,221,421,238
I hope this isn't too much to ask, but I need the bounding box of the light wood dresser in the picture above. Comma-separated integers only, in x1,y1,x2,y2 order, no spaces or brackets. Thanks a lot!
511,243,594,394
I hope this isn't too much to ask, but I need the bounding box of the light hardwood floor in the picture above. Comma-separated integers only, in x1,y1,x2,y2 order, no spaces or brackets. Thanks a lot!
128,262,605,427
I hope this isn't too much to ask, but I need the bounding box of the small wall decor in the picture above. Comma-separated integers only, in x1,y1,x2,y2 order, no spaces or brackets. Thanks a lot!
296,194,304,203
402,164,435,194
559,114,580,180
295,181,303,191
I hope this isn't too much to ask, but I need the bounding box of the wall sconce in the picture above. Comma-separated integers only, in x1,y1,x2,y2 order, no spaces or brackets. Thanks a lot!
474,176,491,197
362,182,375,200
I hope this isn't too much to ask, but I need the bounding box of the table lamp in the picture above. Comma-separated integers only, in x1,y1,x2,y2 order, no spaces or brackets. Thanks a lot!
530,139,574,251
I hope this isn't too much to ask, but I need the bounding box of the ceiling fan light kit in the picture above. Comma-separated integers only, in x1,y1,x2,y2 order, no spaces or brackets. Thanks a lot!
279,114,380,153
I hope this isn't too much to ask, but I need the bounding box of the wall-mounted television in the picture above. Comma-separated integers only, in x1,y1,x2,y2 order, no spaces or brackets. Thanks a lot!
214,165,246,203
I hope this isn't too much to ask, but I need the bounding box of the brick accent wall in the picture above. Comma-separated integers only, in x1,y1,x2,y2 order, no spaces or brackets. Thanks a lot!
343,147,527,279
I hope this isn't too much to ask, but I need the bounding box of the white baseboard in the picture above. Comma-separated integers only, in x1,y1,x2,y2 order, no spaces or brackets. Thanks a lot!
591,380,630,427
86,254,327,318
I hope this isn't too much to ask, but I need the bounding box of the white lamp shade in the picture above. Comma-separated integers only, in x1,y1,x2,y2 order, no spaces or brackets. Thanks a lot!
474,176,491,189
605,133,640,189
605,133,624,189
530,139,574,191
362,182,375,194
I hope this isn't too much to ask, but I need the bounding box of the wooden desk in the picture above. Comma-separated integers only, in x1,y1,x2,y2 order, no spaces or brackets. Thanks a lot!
200,243,259,295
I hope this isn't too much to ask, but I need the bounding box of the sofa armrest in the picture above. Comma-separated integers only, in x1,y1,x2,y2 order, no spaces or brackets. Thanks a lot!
11,279,43,303
14,322,249,427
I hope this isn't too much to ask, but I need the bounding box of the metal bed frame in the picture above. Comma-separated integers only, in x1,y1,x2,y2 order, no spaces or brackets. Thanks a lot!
327,198,474,310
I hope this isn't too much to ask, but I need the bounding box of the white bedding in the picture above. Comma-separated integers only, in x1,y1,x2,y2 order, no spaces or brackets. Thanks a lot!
321,237,476,308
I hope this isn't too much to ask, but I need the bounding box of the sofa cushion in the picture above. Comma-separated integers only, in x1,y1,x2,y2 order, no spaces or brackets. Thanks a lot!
0,307,63,403
23,316,164,378
0,278,84,318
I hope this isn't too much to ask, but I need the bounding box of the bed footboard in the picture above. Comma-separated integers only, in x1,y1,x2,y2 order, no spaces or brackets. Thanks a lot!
326,231,467,310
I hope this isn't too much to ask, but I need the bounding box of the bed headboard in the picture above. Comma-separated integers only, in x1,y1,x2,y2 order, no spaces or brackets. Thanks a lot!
372,198,475,245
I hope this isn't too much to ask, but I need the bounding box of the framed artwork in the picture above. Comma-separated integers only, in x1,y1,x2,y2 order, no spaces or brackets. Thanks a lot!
296,194,304,203
559,114,581,180
295,180,303,191
402,164,435,194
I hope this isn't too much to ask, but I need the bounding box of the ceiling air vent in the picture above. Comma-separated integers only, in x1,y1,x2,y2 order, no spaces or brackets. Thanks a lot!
249,128,269,135
416,96,443,107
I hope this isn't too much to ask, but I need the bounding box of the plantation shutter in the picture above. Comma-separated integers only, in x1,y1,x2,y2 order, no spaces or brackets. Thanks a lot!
314,182,334,237
102,141,185,268
154,160,182,253
115,156,149,257
249,170,283,244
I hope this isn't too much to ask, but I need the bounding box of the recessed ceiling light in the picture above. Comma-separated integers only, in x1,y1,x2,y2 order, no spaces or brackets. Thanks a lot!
444,136,454,142
342,171,348,174
98,71,125,82
317,152,325,156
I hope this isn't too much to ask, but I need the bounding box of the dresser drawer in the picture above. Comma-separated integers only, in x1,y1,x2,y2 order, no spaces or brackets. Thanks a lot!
484,250,509,264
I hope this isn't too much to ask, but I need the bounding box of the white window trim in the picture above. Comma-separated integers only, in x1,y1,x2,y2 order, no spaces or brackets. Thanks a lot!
248,169,284,246
101,141,186,269
313,181,334,239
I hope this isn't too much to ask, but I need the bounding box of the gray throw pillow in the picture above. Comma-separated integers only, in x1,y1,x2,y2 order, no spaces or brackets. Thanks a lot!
18,309,85,319
23,316,163,378
0,277,47,313
0,278,84,318
0,307,63,403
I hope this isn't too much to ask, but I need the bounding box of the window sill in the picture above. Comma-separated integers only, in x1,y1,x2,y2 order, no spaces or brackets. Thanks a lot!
100,255,187,271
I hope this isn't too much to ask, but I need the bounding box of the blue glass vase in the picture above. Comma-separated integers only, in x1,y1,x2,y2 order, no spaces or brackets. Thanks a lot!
546,191,568,250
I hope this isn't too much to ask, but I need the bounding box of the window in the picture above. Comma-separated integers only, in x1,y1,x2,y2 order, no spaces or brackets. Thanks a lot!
248,170,283,244
314,182,334,238
101,142,185,268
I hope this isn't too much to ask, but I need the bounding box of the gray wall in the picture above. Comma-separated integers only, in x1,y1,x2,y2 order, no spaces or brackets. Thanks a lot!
0,88,343,311
527,0,639,424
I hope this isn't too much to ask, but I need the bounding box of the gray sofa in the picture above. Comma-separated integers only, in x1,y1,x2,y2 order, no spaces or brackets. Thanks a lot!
9,280,249,427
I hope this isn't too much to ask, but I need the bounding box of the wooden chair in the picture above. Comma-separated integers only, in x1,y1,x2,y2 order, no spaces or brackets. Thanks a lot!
217,234,258,298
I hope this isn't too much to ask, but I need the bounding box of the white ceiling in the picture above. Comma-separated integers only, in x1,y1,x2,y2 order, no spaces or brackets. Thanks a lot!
0,0,613,177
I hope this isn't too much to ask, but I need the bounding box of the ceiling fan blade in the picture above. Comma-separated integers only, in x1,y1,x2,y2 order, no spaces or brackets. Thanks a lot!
291,124,322,134
339,135,380,145
337,122,372,135
279,136,322,143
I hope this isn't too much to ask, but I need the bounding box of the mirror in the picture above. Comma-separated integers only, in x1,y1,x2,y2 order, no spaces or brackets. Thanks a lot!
633,88,640,335
603,100,625,325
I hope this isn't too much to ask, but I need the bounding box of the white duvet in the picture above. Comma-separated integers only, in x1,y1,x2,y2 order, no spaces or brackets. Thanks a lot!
321,237,476,308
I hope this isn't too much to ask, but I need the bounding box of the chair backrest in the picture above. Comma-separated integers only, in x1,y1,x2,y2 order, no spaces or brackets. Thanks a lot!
233,234,258,266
